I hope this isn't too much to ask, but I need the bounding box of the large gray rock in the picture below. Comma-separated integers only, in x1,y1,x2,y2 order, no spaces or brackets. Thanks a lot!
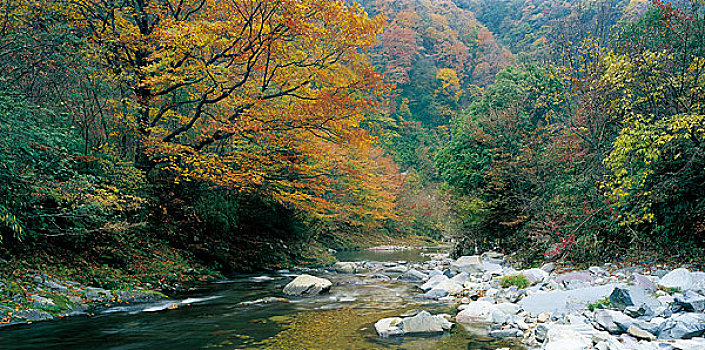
450,272,471,285
541,327,592,350
626,325,656,341
629,274,657,292
426,278,462,297
671,338,705,350
658,313,705,339
375,311,452,337
420,274,449,292
332,262,357,274
482,262,504,275
541,263,556,274
594,309,635,334
455,301,496,323
675,290,705,312
609,286,659,312
455,300,516,324
451,256,483,274
375,317,404,337
400,311,453,335
385,265,409,273
282,274,332,296
659,268,695,291
398,269,428,282
523,268,549,285
423,288,449,299
519,284,616,316
692,272,705,294
495,302,521,315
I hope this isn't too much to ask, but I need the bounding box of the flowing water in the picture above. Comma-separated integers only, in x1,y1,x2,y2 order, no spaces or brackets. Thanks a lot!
0,248,522,350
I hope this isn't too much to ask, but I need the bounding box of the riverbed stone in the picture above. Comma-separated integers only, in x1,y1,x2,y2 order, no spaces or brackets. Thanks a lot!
400,311,453,334
519,284,616,316
451,256,483,274
481,251,505,264
375,317,404,337
609,286,658,312
541,327,592,350
386,265,409,273
483,262,504,275
538,312,552,323
428,279,463,296
282,274,332,296
658,313,705,339
589,266,608,276
629,274,657,291
375,311,452,337
29,295,56,309
428,269,443,278
659,268,695,291
672,338,705,350
540,263,556,274
13,309,53,321
333,262,357,274
424,288,449,299
420,274,449,292
398,269,428,282
595,309,638,334
627,324,657,341
490,328,522,338
495,302,521,315
556,271,594,285
523,268,549,285
455,300,496,323
451,272,471,286
675,290,705,312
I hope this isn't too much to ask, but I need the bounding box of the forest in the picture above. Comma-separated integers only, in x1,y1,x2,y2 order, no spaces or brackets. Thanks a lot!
0,0,703,295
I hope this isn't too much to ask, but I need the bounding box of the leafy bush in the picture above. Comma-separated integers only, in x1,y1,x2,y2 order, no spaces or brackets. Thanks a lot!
498,274,530,289
586,297,611,311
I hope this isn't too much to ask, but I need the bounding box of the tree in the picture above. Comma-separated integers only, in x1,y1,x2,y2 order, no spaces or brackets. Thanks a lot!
68,0,391,217
602,0,705,248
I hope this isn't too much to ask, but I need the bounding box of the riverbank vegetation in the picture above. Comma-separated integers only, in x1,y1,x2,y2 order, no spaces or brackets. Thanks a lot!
437,0,705,265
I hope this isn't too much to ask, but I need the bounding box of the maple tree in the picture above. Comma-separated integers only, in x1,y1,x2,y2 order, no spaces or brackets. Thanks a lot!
62,0,399,222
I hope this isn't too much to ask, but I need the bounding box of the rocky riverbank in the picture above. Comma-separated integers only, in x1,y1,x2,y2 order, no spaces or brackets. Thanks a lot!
4,246,704,350
0,273,167,327
282,249,705,350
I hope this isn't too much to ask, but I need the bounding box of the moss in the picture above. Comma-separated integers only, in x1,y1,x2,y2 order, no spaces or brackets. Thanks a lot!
47,294,73,310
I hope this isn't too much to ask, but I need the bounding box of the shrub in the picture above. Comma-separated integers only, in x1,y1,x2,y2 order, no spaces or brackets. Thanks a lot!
586,297,611,311
498,274,530,289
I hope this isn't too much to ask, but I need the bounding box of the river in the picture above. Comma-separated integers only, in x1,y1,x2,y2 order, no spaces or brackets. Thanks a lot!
0,248,521,349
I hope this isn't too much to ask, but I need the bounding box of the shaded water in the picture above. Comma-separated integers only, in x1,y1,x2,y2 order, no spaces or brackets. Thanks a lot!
0,248,522,349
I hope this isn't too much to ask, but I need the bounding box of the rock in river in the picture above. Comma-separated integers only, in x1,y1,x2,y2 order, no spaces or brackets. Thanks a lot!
333,262,357,274
451,255,483,274
375,311,453,337
283,274,332,296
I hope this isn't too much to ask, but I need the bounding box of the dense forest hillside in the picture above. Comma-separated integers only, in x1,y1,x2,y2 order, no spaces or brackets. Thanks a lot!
436,0,705,263
0,0,703,300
